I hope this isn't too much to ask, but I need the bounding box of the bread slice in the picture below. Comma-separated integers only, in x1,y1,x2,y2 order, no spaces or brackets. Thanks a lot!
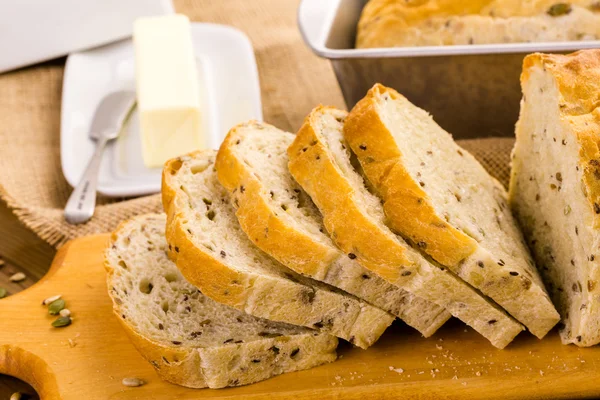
344,84,559,338
509,50,600,346
162,150,394,349
105,214,337,389
216,121,451,337
356,0,600,48
288,106,525,349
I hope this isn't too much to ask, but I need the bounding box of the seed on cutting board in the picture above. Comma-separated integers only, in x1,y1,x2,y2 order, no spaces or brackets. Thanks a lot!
9,272,26,282
10,392,21,400
48,299,66,315
0,288,7,298
52,316,72,328
122,377,146,387
60,309,71,317
42,294,61,305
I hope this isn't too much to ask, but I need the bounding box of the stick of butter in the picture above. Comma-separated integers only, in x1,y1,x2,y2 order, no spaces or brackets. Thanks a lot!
134,14,204,168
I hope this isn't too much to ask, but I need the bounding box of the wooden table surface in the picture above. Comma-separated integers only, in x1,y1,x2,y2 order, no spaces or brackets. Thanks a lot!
0,200,56,399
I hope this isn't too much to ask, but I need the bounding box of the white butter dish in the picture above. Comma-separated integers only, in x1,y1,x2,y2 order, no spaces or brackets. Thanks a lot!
61,23,262,197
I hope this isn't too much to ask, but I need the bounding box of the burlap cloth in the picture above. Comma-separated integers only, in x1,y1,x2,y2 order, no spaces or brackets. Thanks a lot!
0,0,514,248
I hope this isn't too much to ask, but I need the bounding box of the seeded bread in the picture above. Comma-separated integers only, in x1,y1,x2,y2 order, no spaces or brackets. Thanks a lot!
288,106,525,349
105,214,337,388
216,121,451,337
356,0,600,48
509,50,600,346
344,84,559,338
162,150,394,349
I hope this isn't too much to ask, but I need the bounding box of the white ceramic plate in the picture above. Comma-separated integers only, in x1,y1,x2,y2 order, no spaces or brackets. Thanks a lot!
61,23,262,197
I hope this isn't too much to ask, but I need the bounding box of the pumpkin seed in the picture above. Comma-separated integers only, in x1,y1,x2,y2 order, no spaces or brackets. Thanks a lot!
10,392,21,400
52,316,72,328
122,377,146,387
42,294,61,305
9,272,26,282
48,299,66,315
0,288,6,299
547,3,572,16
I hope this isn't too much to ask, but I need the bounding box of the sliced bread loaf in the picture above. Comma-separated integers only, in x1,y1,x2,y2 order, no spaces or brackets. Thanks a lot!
343,84,559,338
162,150,394,349
105,213,337,388
215,121,450,337
509,50,600,346
288,106,525,349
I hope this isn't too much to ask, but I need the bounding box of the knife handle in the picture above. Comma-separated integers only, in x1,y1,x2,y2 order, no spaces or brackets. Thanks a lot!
64,137,109,225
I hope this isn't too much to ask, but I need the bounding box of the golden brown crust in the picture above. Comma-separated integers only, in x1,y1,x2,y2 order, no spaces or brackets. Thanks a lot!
344,85,478,267
522,50,600,231
289,106,416,283
356,0,600,48
216,125,339,280
162,152,250,308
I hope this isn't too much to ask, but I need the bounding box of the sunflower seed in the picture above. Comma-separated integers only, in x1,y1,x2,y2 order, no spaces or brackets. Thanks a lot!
42,294,62,305
9,272,26,282
122,377,146,387
60,309,71,317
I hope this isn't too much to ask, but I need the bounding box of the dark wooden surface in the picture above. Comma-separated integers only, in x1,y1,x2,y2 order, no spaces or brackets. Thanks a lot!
0,199,55,399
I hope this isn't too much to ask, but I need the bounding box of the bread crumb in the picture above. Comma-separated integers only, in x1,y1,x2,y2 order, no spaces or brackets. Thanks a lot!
462,382,467,386
391,368,404,374
436,344,443,350
475,371,481,377
418,371,424,375
427,360,433,365
539,370,544,376
452,375,458,380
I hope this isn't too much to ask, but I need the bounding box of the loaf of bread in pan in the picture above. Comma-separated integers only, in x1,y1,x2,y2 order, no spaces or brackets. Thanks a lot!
344,84,560,338
162,150,394,349
105,213,337,388
509,49,600,346
216,120,451,337
357,0,600,48
289,106,525,349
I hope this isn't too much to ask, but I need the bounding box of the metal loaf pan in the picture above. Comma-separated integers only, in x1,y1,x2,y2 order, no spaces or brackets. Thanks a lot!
298,0,600,139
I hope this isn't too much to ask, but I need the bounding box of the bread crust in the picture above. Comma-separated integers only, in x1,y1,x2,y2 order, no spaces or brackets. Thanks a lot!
357,0,600,48
289,106,525,349
216,126,339,280
344,85,477,267
105,214,338,388
345,84,559,339
162,151,394,349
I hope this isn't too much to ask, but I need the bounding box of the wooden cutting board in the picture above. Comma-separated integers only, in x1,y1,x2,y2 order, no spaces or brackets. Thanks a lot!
1,234,600,400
